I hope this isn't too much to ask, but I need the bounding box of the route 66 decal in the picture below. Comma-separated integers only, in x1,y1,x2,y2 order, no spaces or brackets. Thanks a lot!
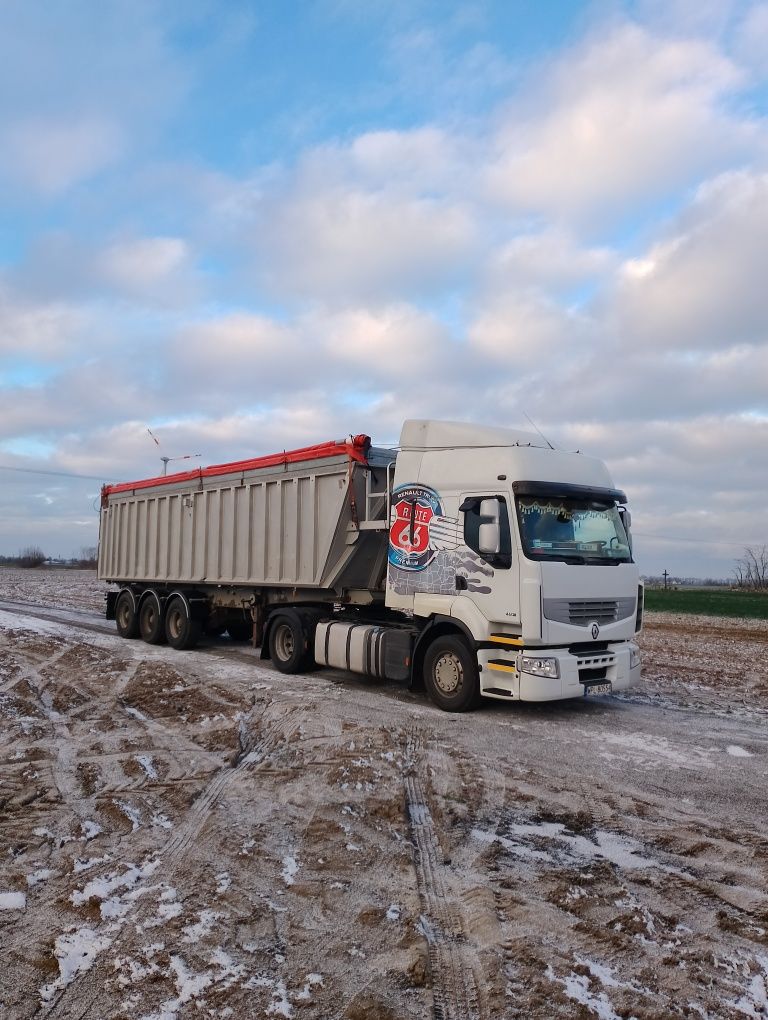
388,484,443,571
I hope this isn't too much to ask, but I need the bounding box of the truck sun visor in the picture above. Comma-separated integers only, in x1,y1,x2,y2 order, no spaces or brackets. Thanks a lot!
511,480,627,504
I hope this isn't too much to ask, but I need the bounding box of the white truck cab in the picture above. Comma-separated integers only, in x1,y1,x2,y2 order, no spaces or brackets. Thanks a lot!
385,420,642,706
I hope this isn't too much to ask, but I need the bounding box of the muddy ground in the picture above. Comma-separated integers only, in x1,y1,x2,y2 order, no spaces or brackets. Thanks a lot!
0,567,767,1019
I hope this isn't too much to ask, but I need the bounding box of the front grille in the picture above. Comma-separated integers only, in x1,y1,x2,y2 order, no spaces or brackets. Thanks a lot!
579,667,607,683
543,596,636,627
577,653,615,669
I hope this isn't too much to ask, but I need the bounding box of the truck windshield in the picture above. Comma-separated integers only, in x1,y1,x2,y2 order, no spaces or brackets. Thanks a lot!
516,496,632,564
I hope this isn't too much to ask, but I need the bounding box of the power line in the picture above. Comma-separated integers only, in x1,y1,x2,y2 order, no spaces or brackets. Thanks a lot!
0,464,122,483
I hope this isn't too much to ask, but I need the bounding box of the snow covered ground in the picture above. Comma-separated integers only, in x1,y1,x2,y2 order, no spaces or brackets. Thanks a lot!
0,568,767,1019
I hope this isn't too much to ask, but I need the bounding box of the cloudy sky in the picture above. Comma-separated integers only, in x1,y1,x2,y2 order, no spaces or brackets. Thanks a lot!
0,0,766,577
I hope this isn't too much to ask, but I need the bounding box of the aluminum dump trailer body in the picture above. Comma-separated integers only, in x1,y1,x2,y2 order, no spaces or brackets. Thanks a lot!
98,436,394,595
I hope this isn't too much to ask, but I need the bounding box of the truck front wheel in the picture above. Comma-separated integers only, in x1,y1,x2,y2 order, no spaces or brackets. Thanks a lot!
165,596,201,651
269,615,309,674
424,636,480,712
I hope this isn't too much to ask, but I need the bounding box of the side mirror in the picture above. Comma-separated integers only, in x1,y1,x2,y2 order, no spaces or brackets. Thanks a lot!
478,498,501,555
618,506,632,550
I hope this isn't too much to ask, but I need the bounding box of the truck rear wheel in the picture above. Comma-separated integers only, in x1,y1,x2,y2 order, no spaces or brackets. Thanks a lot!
424,636,480,712
269,615,309,674
115,590,139,639
165,596,201,650
139,593,166,645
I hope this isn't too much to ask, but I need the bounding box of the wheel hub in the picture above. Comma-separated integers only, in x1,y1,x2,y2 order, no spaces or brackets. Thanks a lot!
434,652,463,694
275,625,294,661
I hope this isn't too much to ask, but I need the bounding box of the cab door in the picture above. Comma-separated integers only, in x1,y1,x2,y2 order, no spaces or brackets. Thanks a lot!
454,494,517,629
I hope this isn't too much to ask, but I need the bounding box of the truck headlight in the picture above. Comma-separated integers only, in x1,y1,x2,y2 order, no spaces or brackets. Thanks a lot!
520,655,559,679
629,642,641,669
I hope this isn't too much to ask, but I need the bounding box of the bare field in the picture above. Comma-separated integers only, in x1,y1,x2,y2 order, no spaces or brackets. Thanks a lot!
1,569,767,1019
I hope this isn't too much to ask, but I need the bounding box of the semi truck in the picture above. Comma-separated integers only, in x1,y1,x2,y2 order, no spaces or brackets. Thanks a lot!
98,419,642,711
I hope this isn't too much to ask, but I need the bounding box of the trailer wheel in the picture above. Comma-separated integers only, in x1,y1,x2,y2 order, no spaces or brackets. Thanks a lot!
165,596,201,651
115,590,139,639
139,593,166,645
269,615,309,674
423,635,480,712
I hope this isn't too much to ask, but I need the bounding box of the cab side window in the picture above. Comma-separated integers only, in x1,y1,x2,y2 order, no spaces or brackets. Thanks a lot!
461,496,512,569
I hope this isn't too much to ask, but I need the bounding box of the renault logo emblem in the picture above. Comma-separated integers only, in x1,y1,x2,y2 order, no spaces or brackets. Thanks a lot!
590,622,600,640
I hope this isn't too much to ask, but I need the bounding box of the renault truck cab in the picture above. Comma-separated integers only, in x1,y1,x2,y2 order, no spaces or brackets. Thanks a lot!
385,420,642,709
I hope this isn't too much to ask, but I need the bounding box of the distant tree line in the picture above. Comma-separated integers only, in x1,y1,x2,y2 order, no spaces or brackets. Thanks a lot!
642,574,731,588
0,546,98,568
733,546,768,591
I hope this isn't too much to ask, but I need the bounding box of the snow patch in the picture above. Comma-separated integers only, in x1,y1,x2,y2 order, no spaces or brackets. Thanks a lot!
295,973,324,1001
115,800,142,831
281,855,298,886
74,854,110,874
182,909,223,942
546,964,621,1020
732,954,768,1017
0,891,26,910
27,869,54,886
81,819,102,840
135,754,158,779
71,857,160,918
727,745,753,758
40,927,113,1002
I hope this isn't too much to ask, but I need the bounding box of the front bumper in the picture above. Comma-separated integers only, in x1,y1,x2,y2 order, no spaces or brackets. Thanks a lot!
479,642,640,702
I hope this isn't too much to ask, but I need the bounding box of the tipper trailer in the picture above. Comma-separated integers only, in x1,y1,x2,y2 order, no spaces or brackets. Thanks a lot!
98,419,642,711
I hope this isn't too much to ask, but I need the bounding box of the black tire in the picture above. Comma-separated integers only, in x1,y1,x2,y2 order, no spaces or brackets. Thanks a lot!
423,635,480,712
226,620,252,642
115,590,139,639
139,593,166,645
165,596,201,650
268,614,309,674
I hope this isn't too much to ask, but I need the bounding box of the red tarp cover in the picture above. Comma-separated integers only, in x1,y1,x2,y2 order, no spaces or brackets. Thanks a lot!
102,434,370,504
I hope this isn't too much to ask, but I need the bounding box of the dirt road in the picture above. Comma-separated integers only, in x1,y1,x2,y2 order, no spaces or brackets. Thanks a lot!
1,570,767,1019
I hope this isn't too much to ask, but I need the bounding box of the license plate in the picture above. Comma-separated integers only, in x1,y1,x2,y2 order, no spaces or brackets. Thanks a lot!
584,682,612,696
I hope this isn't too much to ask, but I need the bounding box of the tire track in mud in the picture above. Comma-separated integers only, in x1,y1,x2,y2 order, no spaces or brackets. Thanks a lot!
41,703,303,1018
404,729,487,1020
0,599,425,714
2,652,198,962
22,646,94,818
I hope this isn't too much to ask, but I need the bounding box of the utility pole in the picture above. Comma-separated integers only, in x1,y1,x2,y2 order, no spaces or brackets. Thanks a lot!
663,569,669,590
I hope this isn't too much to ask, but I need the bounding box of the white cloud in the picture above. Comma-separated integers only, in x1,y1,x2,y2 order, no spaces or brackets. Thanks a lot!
610,170,768,349
348,127,465,191
253,179,476,301
734,2,768,74
101,237,189,286
484,230,616,292
0,2,188,198
0,285,83,358
2,116,124,195
468,290,586,366
485,23,753,221
97,236,196,303
318,304,447,378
